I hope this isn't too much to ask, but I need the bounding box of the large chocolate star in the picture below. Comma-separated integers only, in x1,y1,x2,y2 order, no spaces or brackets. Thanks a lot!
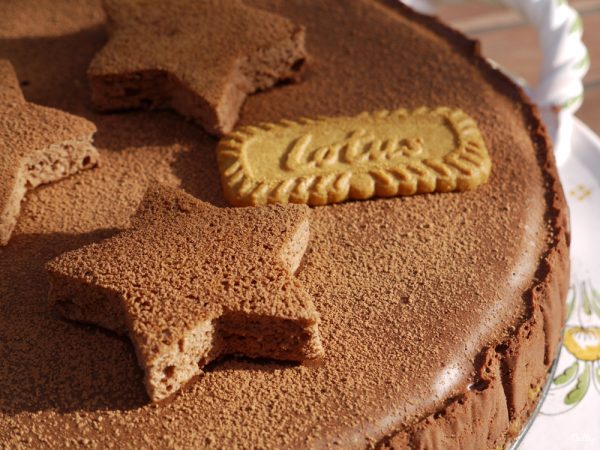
88,0,307,136
0,60,98,245
46,185,323,402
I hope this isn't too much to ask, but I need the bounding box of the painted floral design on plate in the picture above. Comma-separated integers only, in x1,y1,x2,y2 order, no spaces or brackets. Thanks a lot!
541,279,600,415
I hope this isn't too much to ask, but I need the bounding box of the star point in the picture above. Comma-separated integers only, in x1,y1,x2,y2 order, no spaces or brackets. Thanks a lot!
0,59,99,245
88,0,308,135
46,184,323,401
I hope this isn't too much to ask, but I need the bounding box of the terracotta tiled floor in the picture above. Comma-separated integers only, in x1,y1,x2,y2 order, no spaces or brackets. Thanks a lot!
436,0,600,135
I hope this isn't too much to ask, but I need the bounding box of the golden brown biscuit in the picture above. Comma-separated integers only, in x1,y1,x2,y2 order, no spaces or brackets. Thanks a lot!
46,184,323,402
217,107,491,206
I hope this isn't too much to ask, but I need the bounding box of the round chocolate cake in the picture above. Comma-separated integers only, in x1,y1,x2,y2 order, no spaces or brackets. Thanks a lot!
0,0,569,448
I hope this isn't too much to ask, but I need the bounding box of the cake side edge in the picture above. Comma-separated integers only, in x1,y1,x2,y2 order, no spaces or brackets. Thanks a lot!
375,2,571,449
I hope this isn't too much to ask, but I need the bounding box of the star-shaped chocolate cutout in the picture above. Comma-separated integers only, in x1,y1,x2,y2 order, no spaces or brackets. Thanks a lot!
46,184,323,402
0,60,98,245
88,0,307,136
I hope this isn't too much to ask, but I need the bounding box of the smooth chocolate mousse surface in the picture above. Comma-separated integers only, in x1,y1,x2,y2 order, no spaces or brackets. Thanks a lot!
0,0,568,449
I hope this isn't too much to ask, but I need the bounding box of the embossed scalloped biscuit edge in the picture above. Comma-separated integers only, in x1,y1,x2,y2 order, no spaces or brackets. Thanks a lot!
217,107,492,207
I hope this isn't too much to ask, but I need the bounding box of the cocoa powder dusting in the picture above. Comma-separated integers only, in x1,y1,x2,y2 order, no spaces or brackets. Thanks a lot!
0,0,562,448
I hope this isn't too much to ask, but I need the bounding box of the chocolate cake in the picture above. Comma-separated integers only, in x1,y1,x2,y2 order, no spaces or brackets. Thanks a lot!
0,0,569,449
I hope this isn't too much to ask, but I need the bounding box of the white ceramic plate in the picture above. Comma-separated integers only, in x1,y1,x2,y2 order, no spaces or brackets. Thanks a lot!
519,118,600,450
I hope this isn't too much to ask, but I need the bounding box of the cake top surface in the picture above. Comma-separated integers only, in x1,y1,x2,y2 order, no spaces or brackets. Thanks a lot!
0,59,96,225
0,0,562,448
47,184,320,362
0,59,25,104
0,59,96,154
88,0,304,104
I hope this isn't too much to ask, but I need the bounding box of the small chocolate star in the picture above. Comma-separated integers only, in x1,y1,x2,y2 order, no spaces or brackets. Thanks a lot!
0,60,98,245
88,0,307,135
46,184,323,402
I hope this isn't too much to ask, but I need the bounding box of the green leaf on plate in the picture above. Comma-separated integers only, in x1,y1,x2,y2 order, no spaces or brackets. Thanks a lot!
575,52,590,71
582,286,592,316
564,363,590,405
587,286,600,318
562,93,583,110
553,361,578,385
592,287,600,304
570,15,583,34
567,286,576,321
591,300,600,320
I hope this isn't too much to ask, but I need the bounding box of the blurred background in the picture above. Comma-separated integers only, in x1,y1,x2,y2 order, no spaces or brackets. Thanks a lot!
435,0,598,135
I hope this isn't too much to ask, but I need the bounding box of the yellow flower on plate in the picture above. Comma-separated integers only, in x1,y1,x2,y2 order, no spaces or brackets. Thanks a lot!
564,326,600,361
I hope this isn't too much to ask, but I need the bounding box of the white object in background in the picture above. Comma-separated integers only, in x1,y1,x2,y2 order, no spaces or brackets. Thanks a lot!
400,0,589,166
